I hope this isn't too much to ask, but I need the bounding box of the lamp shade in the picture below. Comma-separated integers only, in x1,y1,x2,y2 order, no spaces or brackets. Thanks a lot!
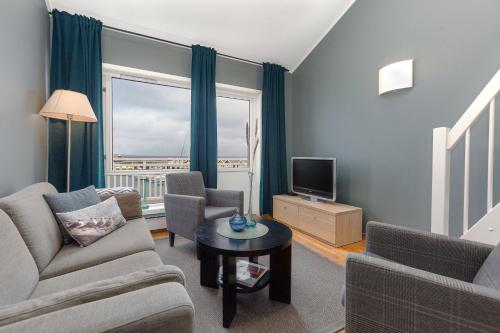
39,89,97,122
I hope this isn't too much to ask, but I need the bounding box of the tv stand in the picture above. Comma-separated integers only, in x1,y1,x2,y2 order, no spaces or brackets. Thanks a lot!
301,195,326,203
273,194,362,247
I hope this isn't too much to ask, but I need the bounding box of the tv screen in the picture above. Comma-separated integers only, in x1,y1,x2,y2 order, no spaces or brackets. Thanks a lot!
292,158,336,201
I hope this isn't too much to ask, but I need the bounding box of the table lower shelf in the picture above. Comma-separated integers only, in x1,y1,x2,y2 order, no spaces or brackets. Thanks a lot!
217,266,271,294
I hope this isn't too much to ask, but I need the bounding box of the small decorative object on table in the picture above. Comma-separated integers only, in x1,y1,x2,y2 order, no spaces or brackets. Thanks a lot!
246,119,259,228
229,211,247,231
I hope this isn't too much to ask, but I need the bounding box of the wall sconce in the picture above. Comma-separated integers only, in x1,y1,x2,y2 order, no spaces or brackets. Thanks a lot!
378,59,413,95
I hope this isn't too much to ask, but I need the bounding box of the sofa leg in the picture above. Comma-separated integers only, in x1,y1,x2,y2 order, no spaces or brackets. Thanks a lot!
169,232,175,247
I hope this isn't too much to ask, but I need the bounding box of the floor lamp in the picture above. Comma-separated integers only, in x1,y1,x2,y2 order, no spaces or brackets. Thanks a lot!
39,90,97,192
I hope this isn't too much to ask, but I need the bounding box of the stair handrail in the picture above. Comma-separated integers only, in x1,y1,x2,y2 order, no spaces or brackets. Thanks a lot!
447,69,500,150
431,69,500,236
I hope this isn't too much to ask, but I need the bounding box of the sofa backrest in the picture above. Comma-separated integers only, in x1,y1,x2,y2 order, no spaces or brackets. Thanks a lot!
0,210,39,305
166,171,206,199
0,183,62,272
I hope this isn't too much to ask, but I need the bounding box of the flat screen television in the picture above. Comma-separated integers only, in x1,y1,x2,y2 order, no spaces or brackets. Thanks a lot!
292,157,336,202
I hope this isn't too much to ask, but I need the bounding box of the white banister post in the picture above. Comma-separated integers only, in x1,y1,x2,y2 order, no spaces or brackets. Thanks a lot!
487,99,495,211
431,127,451,235
463,129,471,234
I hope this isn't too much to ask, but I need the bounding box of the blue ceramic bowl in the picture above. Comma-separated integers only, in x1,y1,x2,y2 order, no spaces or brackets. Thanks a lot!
229,214,247,231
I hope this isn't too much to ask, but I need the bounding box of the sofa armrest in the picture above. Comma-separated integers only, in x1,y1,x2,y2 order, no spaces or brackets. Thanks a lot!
0,265,185,327
365,221,493,281
164,194,205,237
345,253,500,333
206,188,244,213
97,188,142,220
0,283,194,333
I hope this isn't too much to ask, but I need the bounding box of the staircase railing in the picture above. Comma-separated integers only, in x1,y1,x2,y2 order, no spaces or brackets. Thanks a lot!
431,69,500,236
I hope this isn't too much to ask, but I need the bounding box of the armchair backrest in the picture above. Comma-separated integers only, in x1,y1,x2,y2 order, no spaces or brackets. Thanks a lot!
166,172,206,199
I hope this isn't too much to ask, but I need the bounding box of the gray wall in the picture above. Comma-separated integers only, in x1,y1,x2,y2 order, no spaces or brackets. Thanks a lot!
0,0,49,196
102,29,264,90
292,0,500,234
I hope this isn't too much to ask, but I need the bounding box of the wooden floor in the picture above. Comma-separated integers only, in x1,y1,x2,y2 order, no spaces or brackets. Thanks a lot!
151,224,365,267
152,223,363,333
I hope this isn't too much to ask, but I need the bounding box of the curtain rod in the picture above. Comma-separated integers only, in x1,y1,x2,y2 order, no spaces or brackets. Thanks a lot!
48,11,271,68
105,25,265,67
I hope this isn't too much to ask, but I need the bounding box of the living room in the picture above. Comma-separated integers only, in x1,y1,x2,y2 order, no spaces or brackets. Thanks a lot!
1,0,500,332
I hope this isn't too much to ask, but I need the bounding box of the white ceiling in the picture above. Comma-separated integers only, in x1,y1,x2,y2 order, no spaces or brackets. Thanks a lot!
46,0,355,72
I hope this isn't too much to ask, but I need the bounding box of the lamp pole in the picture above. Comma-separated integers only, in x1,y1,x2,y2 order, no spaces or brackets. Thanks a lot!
67,114,73,192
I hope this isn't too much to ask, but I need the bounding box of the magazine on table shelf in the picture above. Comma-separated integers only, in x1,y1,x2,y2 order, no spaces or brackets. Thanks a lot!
218,260,269,288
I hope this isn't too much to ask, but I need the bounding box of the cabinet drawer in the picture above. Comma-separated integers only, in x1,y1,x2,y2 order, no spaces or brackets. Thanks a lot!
273,199,299,228
298,207,335,242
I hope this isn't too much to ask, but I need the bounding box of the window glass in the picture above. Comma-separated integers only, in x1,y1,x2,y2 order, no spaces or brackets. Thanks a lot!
112,78,190,171
217,96,250,169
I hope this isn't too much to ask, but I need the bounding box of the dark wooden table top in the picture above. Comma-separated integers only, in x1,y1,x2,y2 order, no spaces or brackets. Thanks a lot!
195,216,292,257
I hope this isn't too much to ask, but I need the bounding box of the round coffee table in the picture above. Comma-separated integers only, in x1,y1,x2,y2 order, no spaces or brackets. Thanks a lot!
196,216,292,328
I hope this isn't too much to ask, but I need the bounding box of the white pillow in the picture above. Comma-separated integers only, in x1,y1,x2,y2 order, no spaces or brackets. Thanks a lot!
56,196,127,247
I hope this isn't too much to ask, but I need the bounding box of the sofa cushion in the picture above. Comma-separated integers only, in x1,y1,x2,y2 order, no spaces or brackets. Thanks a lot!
2,264,188,328
39,217,155,279
43,185,102,244
0,283,194,333
56,197,127,247
0,211,39,306
31,251,164,298
0,183,62,272
205,206,238,221
473,244,500,290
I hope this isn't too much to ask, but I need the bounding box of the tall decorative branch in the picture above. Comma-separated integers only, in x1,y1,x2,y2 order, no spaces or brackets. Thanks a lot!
246,119,259,226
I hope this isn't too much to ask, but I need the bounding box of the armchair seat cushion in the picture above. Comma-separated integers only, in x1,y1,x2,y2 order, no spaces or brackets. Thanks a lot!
31,251,164,298
39,218,154,280
205,206,238,221
473,244,500,290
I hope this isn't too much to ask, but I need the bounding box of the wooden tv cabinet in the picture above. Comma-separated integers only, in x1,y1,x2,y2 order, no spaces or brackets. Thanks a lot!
273,194,362,247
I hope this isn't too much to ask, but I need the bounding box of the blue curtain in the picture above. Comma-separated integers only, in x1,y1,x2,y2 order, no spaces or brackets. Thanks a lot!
49,10,104,192
190,45,218,188
260,63,288,215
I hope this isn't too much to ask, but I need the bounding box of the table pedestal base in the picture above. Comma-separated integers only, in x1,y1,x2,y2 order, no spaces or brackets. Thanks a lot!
199,245,292,328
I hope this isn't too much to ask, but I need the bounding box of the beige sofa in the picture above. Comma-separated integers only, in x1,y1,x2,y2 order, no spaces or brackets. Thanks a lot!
0,183,194,333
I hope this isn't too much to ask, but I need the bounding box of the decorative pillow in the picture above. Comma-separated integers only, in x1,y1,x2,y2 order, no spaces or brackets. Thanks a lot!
56,197,127,247
95,187,135,196
473,244,500,290
96,187,143,220
43,186,102,244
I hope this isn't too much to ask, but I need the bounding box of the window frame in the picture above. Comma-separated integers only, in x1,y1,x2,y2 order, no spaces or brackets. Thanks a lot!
102,63,261,174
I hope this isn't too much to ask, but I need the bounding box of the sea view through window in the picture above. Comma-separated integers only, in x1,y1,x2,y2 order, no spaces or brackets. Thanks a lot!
111,77,250,171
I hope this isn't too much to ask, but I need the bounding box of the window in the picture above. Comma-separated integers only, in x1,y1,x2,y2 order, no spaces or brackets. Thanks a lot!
103,64,261,213
109,80,252,171
110,78,190,172
216,96,250,169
